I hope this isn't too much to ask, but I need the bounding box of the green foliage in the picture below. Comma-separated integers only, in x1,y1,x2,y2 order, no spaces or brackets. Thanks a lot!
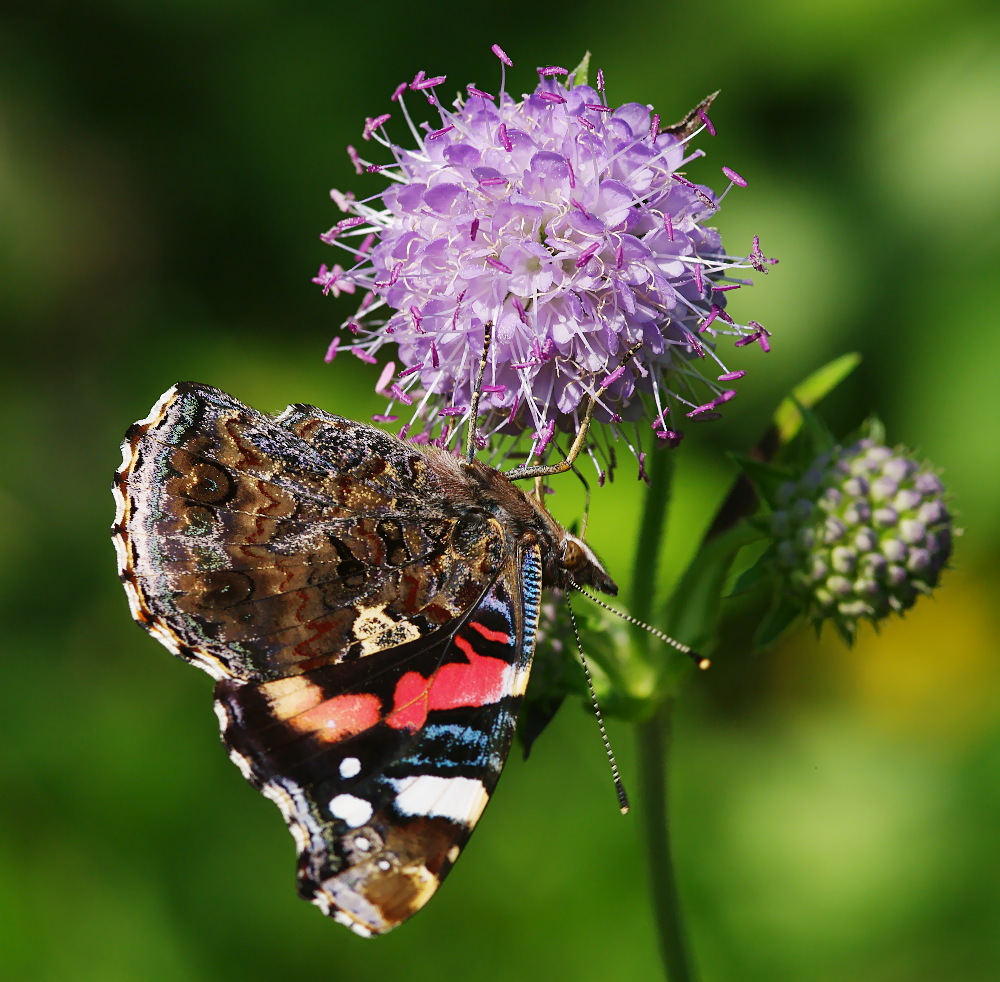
772,353,861,446
569,51,591,88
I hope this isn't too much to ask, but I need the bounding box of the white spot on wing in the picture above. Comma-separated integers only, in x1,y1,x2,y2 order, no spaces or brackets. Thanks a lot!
212,700,230,729
353,604,422,653
339,756,362,779
330,794,373,828
390,775,489,827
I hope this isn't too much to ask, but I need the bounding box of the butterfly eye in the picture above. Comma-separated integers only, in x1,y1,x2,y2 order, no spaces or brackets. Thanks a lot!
561,538,585,570
452,511,490,551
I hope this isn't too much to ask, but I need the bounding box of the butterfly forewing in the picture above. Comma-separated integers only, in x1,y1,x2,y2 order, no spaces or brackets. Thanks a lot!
113,383,504,683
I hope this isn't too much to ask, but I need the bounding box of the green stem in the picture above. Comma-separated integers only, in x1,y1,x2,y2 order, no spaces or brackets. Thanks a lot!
630,449,696,981
632,446,673,625
637,699,696,982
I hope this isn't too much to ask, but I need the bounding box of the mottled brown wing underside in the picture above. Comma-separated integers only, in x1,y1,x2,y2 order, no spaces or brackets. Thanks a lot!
112,382,505,683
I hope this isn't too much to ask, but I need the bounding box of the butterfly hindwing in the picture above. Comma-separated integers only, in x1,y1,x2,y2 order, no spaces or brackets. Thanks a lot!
213,546,542,936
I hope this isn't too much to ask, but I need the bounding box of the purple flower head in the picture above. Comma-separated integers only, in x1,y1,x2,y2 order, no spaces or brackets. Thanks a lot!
317,48,776,468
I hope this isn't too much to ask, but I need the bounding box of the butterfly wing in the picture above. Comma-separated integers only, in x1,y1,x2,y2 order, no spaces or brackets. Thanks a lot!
214,546,542,936
112,382,504,682
113,383,542,934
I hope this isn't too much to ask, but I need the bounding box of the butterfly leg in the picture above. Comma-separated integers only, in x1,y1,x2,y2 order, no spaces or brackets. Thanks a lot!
505,340,642,482
464,320,494,464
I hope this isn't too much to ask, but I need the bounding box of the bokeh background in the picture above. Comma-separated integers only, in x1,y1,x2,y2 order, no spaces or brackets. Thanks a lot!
3,2,999,980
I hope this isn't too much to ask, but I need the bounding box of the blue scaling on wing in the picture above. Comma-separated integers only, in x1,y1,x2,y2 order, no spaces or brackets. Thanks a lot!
392,723,502,776
519,547,542,661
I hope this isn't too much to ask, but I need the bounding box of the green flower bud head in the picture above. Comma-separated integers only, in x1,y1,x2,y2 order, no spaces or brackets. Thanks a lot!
769,436,952,642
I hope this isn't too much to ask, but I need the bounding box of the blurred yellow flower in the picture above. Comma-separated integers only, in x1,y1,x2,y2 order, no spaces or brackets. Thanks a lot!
817,569,1000,745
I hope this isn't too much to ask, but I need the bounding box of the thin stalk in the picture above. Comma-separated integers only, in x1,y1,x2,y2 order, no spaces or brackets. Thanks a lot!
630,448,697,981
637,699,695,982
631,446,673,624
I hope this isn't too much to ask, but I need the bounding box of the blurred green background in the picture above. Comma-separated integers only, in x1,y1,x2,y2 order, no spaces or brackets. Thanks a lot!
3,2,999,979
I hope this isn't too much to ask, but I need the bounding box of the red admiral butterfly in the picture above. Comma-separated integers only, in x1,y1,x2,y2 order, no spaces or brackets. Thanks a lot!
111,382,617,936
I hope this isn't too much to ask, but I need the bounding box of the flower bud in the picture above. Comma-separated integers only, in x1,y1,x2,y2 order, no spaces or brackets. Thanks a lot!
769,437,952,641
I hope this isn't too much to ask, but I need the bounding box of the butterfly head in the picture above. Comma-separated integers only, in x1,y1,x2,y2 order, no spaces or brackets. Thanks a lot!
430,453,619,598
555,530,618,597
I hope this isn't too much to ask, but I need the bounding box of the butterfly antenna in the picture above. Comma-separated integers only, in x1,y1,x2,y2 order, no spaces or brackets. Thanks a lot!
567,594,630,815
572,585,711,670
465,321,493,463
506,339,642,482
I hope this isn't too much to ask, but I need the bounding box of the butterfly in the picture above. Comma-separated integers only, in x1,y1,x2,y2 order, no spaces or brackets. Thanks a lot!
111,381,618,936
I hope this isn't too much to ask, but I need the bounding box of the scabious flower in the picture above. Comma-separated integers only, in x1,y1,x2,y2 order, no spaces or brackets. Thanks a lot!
769,436,953,643
317,45,775,471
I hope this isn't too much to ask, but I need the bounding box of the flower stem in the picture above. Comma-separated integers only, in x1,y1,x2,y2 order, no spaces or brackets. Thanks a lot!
631,443,672,626
631,449,697,981
637,699,696,982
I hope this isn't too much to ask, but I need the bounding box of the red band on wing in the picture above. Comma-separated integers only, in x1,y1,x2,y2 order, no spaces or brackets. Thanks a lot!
291,692,383,742
387,633,510,731
468,619,511,645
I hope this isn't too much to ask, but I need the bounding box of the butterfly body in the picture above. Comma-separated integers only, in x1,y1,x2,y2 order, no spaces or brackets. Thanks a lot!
112,382,615,935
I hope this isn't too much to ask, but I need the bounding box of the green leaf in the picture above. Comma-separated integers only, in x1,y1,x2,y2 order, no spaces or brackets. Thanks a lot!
728,543,776,597
568,51,591,88
755,596,802,648
831,617,857,647
518,694,566,759
791,398,837,457
730,452,795,502
663,521,764,663
774,353,861,445
860,414,886,445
